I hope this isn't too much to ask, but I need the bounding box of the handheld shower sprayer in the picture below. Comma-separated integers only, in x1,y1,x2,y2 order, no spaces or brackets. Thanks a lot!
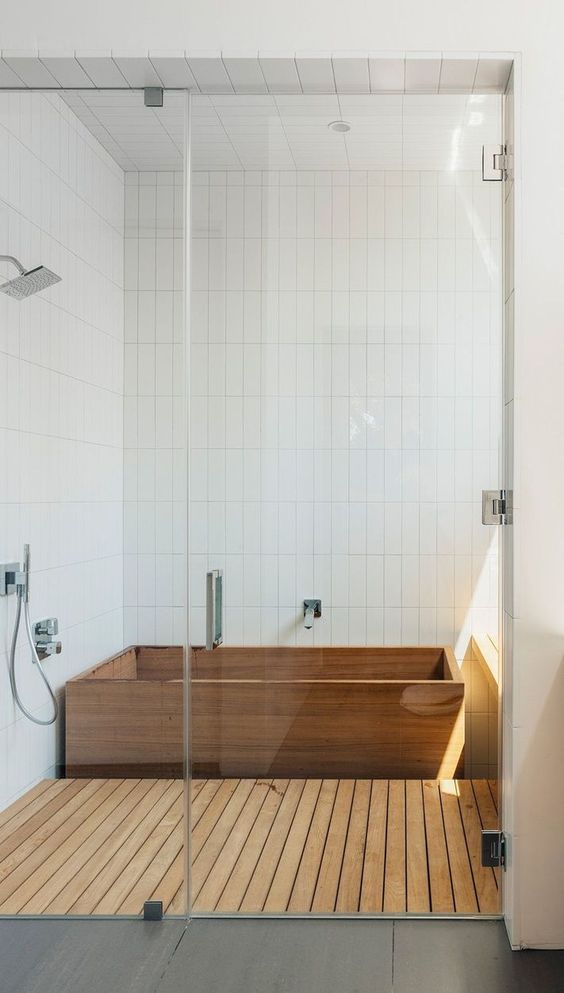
2,544,59,726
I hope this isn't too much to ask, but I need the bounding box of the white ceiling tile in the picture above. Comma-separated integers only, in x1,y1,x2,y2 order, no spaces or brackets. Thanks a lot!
259,55,301,94
75,53,128,87
0,58,25,86
222,56,267,94
295,55,335,94
404,55,442,93
38,53,95,87
331,55,370,94
112,53,163,87
149,52,199,89
474,57,513,93
186,55,233,93
368,56,405,92
439,58,479,92
1,51,59,87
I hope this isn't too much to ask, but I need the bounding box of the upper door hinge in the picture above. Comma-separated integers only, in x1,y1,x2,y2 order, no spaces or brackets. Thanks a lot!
482,489,513,526
482,144,508,182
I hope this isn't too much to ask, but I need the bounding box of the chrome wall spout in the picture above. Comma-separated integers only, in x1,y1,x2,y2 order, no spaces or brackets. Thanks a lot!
303,599,322,629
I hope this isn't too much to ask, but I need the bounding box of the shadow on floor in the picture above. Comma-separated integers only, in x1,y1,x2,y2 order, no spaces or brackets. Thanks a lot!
1,918,564,993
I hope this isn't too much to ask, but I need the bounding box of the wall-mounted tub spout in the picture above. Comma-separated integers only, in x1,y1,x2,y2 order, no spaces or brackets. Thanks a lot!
303,599,321,629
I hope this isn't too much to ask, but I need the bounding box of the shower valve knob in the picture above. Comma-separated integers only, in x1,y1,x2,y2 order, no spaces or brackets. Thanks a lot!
33,617,62,660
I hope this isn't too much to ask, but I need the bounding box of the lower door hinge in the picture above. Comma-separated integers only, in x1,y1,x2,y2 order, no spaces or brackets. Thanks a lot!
481,830,506,869
482,489,513,526
482,144,509,182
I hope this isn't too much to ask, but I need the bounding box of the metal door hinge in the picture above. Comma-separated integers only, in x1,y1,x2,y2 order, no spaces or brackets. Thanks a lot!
482,489,513,525
481,830,506,869
144,87,163,108
482,144,508,182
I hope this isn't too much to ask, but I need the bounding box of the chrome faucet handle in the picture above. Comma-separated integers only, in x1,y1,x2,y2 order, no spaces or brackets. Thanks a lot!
40,641,62,657
33,617,62,661
35,618,58,637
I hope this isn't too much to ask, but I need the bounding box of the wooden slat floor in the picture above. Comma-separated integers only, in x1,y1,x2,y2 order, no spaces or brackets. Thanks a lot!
0,778,499,916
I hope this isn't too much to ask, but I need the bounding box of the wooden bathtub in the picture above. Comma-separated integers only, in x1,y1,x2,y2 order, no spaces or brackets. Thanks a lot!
65,645,464,779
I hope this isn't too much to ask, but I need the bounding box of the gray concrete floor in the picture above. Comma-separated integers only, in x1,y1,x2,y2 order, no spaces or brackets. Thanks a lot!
1,918,564,993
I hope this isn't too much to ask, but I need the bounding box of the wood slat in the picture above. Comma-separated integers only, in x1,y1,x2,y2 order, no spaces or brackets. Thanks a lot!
383,780,406,912
488,780,499,813
194,780,273,910
422,780,454,913
93,793,184,914
312,779,355,912
69,782,181,914
118,820,184,914
473,779,499,830
0,777,498,916
45,780,174,914
192,780,256,900
0,781,121,906
440,782,478,913
288,779,337,913
458,780,499,914
152,849,185,912
359,780,388,913
22,780,152,914
473,778,501,890
240,780,305,912
0,779,87,859
265,780,322,912
336,780,371,912
0,780,54,833
191,779,241,857
216,780,289,912
168,882,185,914
406,780,430,912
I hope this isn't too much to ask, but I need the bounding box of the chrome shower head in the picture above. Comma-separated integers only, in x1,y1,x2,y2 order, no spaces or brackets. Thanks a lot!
0,255,61,300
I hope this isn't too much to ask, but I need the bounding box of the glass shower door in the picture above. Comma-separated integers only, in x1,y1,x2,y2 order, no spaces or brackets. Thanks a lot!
188,89,503,917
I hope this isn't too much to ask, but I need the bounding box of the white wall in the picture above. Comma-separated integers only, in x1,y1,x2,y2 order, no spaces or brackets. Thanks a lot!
0,91,124,810
123,170,186,646
189,163,501,654
2,0,564,949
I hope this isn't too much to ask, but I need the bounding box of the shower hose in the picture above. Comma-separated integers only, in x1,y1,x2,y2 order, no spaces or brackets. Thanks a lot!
9,590,59,726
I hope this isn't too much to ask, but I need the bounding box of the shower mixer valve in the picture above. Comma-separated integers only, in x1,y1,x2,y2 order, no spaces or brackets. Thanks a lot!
1,544,60,725
33,618,62,661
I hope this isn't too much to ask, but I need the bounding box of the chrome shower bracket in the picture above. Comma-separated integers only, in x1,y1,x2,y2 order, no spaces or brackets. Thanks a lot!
0,562,22,596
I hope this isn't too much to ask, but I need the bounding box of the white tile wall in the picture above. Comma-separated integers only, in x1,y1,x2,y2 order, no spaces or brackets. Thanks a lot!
0,92,124,810
190,166,502,650
122,170,186,646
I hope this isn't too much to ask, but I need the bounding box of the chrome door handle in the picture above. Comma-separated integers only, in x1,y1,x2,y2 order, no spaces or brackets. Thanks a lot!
206,570,223,651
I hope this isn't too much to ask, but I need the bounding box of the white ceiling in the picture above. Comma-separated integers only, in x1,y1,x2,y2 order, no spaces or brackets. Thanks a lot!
62,90,185,170
192,93,501,172
61,90,501,174
0,50,512,96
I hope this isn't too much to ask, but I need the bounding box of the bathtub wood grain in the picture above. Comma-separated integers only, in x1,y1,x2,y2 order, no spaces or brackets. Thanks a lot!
192,678,464,779
66,645,464,780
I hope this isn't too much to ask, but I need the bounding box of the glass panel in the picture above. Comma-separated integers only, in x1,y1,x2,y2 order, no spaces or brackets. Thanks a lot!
189,91,503,915
0,88,188,919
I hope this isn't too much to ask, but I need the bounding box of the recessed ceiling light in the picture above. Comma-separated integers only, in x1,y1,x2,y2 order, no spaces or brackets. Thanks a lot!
328,120,351,133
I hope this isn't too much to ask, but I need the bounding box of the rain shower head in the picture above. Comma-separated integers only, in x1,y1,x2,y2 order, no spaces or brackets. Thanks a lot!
0,255,61,300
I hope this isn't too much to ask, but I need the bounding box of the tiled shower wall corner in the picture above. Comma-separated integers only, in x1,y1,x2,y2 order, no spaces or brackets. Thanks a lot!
0,92,124,809
123,171,186,645
189,168,502,652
